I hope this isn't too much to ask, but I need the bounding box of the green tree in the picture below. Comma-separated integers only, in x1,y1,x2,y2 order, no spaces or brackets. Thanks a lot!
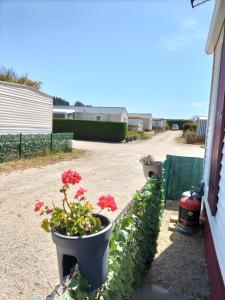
74,101,85,107
74,101,92,107
53,97,70,106
0,66,42,90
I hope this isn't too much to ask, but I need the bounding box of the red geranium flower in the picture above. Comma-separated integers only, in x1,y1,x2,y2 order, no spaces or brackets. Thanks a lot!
75,187,87,198
34,201,44,212
97,195,117,212
61,169,82,185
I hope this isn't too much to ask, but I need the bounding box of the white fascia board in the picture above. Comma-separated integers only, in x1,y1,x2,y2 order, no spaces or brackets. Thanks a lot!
206,0,225,54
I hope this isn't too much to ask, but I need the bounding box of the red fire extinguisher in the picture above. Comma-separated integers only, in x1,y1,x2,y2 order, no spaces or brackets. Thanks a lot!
178,189,202,234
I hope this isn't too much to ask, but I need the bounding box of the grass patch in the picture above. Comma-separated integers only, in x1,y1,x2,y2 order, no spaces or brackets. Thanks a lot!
0,149,86,174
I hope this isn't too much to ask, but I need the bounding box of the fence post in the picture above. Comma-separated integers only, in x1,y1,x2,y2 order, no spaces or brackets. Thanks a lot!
19,133,22,158
50,133,53,152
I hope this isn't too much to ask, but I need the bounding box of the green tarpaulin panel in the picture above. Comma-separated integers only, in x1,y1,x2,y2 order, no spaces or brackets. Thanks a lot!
163,155,203,201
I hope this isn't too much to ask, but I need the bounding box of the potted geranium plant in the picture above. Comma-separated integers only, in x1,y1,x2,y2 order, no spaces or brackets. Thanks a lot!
34,169,117,290
139,155,162,178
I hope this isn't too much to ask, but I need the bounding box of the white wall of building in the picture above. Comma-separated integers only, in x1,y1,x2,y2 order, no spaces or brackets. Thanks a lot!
128,113,152,130
203,25,225,284
0,81,53,134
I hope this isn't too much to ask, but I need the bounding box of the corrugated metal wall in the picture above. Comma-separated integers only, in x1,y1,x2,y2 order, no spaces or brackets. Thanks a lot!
203,26,225,285
0,81,52,134
196,119,208,137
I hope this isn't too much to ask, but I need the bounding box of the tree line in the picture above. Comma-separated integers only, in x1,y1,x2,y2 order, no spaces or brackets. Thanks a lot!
0,66,91,107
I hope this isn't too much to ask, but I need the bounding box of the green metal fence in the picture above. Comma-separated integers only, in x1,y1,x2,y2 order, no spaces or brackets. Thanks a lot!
163,155,203,200
0,132,73,162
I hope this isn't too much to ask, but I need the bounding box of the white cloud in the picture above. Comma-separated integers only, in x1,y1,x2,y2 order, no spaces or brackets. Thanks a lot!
189,101,209,107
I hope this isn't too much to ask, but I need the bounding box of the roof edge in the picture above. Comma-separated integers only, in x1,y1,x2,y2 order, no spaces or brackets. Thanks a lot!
206,0,225,54
128,113,152,117
0,80,53,99
53,105,127,113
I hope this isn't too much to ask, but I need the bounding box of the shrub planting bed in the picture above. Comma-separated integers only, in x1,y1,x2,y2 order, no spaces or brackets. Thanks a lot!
0,132,73,162
125,130,152,142
53,119,128,142
48,176,163,300
181,123,205,144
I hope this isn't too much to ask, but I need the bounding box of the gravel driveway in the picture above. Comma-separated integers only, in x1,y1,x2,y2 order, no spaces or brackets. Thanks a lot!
0,131,204,299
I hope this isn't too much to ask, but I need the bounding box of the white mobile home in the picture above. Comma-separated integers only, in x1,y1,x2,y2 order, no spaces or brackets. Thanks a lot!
53,106,128,123
152,118,166,130
202,0,225,298
128,119,143,132
53,106,76,119
128,113,152,131
0,81,53,134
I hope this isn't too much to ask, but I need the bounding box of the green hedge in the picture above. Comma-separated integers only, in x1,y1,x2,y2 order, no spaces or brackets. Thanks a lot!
52,177,163,300
166,119,190,130
0,132,73,162
53,119,128,142
0,134,20,161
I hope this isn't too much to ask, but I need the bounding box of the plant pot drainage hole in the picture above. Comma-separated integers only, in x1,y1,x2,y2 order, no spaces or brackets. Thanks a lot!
62,254,77,277
148,171,154,177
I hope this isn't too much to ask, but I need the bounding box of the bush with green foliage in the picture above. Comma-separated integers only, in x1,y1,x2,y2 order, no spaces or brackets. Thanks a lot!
53,96,70,106
46,177,163,300
183,130,198,144
0,133,73,162
52,133,74,153
166,119,190,130
0,66,42,89
183,122,197,132
53,119,128,142
127,130,151,140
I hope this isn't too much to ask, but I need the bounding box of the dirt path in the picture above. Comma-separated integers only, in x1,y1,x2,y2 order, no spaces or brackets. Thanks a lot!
0,131,204,299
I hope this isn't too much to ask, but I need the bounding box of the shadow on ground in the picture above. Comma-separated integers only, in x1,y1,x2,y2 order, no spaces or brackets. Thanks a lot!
133,202,210,300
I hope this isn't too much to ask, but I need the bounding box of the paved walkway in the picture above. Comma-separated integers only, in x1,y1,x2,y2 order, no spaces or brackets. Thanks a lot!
0,131,204,299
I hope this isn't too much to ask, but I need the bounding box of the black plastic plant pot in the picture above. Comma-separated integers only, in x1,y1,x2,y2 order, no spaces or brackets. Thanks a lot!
51,214,112,291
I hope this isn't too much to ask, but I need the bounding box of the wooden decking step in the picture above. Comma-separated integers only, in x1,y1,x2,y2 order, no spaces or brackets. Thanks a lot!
168,222,177,232
170,214,178,223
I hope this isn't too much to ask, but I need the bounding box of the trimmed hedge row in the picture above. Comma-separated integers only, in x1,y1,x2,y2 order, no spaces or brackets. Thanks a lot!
0,132,73,162
53,119,128,142
54,177,163,300
166,119,190,130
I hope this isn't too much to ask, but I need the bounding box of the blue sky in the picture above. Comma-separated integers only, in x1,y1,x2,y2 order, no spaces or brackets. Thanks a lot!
0,0,214,118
